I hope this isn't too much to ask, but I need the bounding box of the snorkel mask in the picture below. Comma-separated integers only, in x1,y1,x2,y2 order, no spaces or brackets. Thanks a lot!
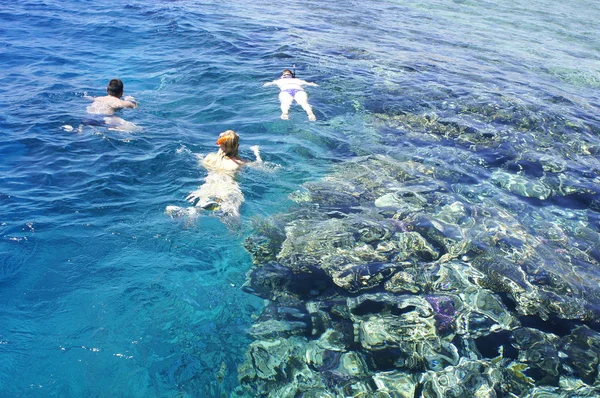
281,66,295,78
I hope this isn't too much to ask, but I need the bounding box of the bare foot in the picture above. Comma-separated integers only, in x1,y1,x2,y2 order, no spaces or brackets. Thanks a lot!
280,113,289,120
308,114,316,121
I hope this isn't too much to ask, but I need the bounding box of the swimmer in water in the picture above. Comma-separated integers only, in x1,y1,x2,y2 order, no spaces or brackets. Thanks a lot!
86,79,140,131
165,130,262,224
263,69,319,121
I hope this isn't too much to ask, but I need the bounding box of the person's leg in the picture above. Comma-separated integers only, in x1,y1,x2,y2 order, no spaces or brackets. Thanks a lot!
294,91,316,121
278,92,294,120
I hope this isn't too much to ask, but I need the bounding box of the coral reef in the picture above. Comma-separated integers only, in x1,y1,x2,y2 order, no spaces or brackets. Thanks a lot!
237,153,600,397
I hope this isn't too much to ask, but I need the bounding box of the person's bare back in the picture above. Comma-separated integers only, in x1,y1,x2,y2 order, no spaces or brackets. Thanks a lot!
87,94,137,115
85,79,139,131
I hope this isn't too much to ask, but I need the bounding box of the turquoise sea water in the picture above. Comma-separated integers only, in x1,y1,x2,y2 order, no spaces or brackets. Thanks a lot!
1,0,599,396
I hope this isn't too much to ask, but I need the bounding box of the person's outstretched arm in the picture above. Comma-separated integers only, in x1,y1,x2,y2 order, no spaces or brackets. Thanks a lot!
249,145,262,163
122,96,138,108
263,80,278,87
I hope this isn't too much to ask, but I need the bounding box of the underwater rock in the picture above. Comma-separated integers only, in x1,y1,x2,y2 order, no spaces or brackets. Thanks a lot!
349,295,435,339
331,260,398,293
239,333,376,397
511,327,560,385
555,376,600,396
491,170,552,200
243,261,336,301
429,261,485,294
293,155,430,212
238,336,327,397
557,325,600,384
531,220,569,245
420,358,500,398
239,150,600,397
401,214,468,262
356,312,436,351
383,270,421,294
538,154,566,173
243,220,287,265
239,338,296,382
297,183,364,210
242,262,294,301
426,295,459,334
244,234,280,264
456,287,520,338
353,219,392,243
275,216,418,293
277,218,357,272
390,231,440,262
168,354,203,388
432,200,470,226
374,190,428,218
313,329,348,352
348,294,460,371
543,173,598,198
470,247,595,322
248,319,310,339
420,357,535,397
371,371,417,398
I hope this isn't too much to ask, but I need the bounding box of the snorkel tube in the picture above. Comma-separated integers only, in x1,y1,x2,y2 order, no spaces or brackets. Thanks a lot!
292,64,296,78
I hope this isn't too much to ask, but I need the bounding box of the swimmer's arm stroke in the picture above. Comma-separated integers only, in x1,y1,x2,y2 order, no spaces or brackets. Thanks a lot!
245,145,263,166
250,145,263,163
123,96,138,108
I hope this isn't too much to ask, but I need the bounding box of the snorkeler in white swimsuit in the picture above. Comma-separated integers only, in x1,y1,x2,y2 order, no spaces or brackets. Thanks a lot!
263,69,319,121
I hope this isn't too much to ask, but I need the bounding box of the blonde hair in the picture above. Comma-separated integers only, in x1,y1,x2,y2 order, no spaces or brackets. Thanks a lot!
216,130,240,159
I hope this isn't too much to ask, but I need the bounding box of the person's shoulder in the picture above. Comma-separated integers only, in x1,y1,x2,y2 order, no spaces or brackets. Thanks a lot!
202,152,219,166
204,152,218,160
93,95,111,103
95,96,123,106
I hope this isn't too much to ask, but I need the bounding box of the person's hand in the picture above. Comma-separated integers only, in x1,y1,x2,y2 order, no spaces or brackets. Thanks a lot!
124,95,136,101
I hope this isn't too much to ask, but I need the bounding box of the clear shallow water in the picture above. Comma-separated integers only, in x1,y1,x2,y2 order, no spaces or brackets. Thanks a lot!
1,0,599,396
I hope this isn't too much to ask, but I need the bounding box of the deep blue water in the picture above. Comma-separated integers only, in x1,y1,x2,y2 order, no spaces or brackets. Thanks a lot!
1,0,599,396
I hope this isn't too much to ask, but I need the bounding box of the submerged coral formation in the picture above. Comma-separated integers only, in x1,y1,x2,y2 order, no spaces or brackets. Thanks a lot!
237,153,600,397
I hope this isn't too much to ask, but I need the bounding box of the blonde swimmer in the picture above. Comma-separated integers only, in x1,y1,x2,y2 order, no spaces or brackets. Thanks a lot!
165,130,262,223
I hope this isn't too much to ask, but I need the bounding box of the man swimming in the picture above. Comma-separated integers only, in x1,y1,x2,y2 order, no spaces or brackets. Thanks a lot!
263,69,319,121
86,79,139,131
